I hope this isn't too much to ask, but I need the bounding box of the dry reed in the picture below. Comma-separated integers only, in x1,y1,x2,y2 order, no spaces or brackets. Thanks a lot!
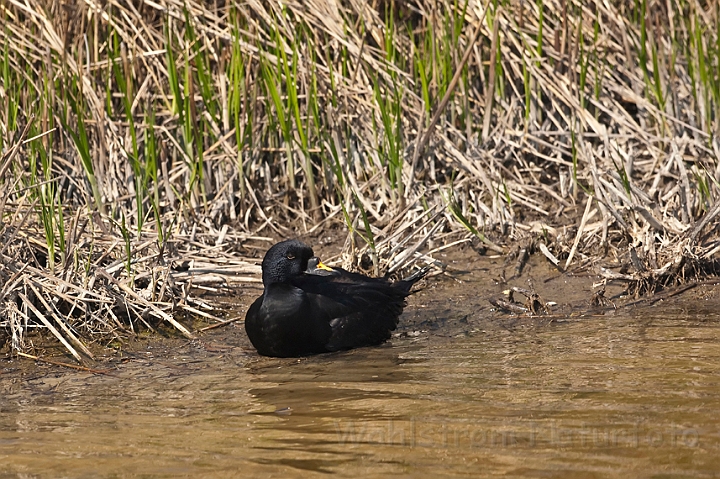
0,0,719,360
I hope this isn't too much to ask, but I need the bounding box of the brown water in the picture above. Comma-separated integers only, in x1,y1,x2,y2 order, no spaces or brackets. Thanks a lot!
2,256,720,478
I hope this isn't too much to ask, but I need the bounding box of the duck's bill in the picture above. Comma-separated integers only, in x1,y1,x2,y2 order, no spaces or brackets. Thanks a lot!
306,257,339,276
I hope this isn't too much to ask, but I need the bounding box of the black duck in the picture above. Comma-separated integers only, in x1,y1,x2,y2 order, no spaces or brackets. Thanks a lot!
245,239,428,357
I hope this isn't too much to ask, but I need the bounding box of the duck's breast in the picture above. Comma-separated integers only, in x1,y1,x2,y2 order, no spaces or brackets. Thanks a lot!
246,284,329,357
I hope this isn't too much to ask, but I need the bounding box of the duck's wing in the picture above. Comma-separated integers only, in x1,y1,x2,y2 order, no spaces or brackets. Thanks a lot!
294,276,409,351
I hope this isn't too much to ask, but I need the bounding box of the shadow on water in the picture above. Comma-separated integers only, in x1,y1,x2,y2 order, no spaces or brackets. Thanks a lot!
2,255,720,478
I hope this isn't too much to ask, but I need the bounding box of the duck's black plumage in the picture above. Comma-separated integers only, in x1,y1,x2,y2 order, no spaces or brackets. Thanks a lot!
245,239,427,357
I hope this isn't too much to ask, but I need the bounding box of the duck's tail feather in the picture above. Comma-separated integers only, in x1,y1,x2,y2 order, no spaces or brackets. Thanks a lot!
399,265,432,291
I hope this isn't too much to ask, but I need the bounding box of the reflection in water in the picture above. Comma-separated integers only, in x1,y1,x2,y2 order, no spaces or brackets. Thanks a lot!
2,299,720,477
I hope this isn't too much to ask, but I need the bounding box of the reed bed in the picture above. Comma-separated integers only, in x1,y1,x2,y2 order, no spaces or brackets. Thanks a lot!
1,0,719,360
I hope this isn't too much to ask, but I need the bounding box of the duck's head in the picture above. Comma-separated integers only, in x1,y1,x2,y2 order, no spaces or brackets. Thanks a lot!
261,239,315,285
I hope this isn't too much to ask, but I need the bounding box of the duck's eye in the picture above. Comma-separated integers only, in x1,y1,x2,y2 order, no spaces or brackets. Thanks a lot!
286,253,295,260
